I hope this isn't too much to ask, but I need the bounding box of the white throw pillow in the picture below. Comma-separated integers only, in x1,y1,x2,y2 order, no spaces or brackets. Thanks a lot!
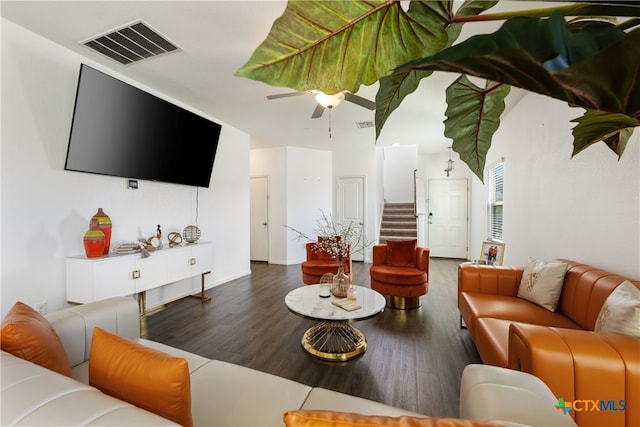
517,257,568,312
594,280,640,338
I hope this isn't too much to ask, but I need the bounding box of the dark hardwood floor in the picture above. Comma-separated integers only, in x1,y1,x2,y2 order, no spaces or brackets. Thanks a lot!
143,258,481,418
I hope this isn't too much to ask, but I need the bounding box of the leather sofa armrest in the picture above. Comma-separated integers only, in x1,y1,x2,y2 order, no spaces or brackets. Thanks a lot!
509,323,634,427
458,264,523,304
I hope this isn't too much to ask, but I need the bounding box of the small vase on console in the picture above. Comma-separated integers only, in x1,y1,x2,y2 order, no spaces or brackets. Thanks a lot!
83,218,106,258
91,208,112,255
331,263,350,298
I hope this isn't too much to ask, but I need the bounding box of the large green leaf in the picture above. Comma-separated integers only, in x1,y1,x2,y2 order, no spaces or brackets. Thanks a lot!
235,0,449,94
452,1,640,23
395,12,628,107
553,27,640,118
391,11,640,161
375,0,497,139
443,76,510,181
570,110,638,158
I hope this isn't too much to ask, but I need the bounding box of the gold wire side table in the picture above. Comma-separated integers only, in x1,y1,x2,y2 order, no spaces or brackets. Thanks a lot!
285,284,385,362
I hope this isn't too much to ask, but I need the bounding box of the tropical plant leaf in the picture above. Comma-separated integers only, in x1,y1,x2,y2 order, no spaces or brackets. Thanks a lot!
375,70,434,139
235,0,449,95
395,12,631,112
452,1,640,23
602,128,634,157
570,110,638,158
375,0,497,139
443,76,510,181
446,0,499,42
553,27,640,118
375,0,452,139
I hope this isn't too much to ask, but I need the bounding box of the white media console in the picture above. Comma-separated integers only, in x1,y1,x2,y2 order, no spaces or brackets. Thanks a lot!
66,242,212,315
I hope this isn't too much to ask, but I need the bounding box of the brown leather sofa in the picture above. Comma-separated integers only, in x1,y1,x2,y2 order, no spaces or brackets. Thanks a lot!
458,259,640,427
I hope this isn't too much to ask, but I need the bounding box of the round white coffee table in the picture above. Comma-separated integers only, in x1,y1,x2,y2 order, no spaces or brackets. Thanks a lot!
285,285,385,361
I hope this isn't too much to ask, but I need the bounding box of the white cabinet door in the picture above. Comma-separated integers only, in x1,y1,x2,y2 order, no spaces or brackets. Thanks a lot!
66,242,212,303
134,252,168,292
94,257,136,300
166,243,213,283
190,243,213,275
166,246,195,283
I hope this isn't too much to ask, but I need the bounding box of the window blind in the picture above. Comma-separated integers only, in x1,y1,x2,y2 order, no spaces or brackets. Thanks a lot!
488,162,504,241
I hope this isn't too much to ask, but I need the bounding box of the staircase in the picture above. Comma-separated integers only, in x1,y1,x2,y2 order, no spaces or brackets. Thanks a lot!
379,202,417,244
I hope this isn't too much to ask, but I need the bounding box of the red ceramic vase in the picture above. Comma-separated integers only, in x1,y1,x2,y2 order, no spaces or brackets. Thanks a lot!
84,218,106,258
91,208,112,255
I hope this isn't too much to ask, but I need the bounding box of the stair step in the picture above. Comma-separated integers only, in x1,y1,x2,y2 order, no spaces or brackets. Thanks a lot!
380,202,417,244
381,231,417,237
384,203,414,208
383,209,414,214
381,227,417,232
382,216,416,222
382,214,416,222
382,221,417,227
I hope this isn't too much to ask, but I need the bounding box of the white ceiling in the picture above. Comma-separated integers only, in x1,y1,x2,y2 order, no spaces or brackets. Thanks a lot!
1,1,534,155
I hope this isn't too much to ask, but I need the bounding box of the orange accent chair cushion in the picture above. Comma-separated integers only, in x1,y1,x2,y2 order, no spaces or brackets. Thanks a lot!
370,242,429,299
387,239,417,267
1,301,72,377
89,327,193,427
301,237,352,285
283,410,503,427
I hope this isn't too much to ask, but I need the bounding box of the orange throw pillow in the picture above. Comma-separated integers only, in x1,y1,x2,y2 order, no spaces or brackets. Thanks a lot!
284,410,504,427
89,327,193,427
387,239,417,268
1,301,72,377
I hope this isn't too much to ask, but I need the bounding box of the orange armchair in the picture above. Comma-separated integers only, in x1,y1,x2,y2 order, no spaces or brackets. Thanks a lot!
301,239,352,285
369,240,429,309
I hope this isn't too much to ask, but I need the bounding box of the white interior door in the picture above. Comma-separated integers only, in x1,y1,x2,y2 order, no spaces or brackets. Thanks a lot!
337,177,365,262
250,177,269,262
428,179,468,258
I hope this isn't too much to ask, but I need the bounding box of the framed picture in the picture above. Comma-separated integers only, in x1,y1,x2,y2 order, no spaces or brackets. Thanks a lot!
480,241,505,266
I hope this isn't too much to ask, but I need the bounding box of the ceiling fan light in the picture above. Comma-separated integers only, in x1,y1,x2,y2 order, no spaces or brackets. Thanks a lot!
315,92,345,109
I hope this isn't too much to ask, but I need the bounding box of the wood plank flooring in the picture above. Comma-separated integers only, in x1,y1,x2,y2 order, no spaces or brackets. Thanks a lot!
143,258,481,418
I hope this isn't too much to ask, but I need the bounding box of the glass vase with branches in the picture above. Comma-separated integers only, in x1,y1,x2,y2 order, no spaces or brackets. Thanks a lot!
287,210,370,262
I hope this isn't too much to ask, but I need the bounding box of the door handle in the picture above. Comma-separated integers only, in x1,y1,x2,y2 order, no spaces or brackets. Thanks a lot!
263,222,268,226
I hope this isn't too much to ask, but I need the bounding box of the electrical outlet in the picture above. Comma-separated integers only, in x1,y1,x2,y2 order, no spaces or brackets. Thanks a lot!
35,301,47,315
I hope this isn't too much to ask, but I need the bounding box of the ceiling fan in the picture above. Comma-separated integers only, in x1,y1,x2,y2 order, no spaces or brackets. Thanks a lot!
266,90,376,119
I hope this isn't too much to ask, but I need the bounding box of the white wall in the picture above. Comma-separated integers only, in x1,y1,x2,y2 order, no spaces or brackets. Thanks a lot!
332,144,382,262
286,147,332,263
470,92,639,278
251,144,384,264
382,145,418,203
250,146,332,265
1,19,251,316
250,147,287,264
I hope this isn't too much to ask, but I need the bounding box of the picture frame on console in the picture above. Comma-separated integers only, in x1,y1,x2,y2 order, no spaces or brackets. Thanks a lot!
480,241,505,266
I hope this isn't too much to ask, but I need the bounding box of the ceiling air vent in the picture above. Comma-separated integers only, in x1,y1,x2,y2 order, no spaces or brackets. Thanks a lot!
82,20,180,65
356,121,374,129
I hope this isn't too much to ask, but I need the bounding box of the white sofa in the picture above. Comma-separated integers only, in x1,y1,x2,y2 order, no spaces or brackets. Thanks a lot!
2,297,577,427
1,297,424,426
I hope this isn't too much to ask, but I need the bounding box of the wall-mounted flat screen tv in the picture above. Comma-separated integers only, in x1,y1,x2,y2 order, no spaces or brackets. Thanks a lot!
65,64,222,187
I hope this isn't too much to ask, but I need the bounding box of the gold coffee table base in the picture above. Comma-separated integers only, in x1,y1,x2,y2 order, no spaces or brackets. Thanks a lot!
301,321,367,361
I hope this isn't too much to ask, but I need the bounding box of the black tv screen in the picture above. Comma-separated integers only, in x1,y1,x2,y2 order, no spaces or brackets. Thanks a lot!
65,64,221,187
